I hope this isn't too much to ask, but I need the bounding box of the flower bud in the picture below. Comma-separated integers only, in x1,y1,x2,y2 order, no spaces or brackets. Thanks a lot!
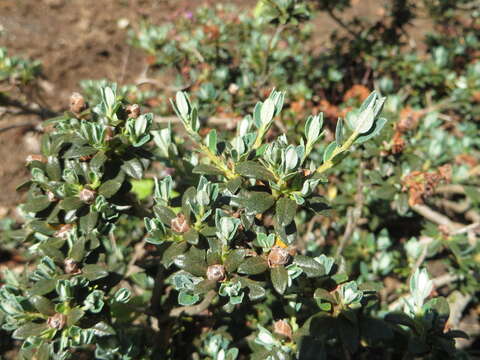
47,191,57,202
126,104,141,119
105,126,114,142
54,224,73,239
273,320,292,339
64,258,81,274
47,313,67,330
206,264,226,282
268,246,291,268
170,213,190,233
79,188,96,204
228,83,239,95
69,92,86,114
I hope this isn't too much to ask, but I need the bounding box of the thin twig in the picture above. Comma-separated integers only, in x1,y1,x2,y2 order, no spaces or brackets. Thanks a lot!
326,8,357,37
411,203,464,231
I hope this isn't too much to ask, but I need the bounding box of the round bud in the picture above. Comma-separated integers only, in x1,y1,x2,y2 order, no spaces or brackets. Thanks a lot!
69,92,86,114
54,224,73,240
64,258,80,274
47,313,67,330
170,213,190,233
268,246,291,268
79,188,96,204
273,320,292,339
104,126,114,142
47,191,57,202
126,104,141,119
206,264,226,282
228,83,239,95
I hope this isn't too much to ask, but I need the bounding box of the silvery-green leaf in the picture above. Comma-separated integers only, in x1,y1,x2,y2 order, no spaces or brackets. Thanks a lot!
355,95,376,134
206,129,217,154
285,146,299,171
176,91,190,118
260,98,275,126
305,114,323,143
104,87,115,108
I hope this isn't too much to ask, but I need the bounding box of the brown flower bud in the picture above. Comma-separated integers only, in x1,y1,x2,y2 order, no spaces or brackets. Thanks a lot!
228,83,239,95
64,258,81,274
126,104,141,119
104,126,114,142
170,213,190,233
26,154,47,164
268,246,291,268
206,264,226,282
47,191,57,202
273,320,292,339
47,313,67,330
54,224,73,239
69,92,86,114
79,188,96,204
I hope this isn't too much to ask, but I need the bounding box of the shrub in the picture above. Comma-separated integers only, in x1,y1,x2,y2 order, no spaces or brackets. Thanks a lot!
0,82,469,359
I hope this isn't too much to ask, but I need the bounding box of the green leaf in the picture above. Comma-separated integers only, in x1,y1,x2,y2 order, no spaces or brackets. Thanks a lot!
241,278,267,300
28,279,56,296
175,91,190,118
35,343,50,360
193,164,224,176
224,249,246,273
314,288,337,304
464,186,480,204
31,296,56,316
238,256,268,275
424,297,450,317
276,197,297,225
63,145,97,159
90,151,108,170
226,176,242,193
122,158,144,179
385,313,417,329
178,291,199,306
178,248,207,276
153,205,176,225
261,98,275,125
59,197,84,211
335,118,344,146
270,265,288,294
323,142,337,163
162,242,188,267
241,191,275,213
83,264,109,281
99,172,125,198
355,117,388,144
23,196,51,213
69,238,86,262
184,229,199,245
79,211,98,233
67,308,85,327
206,129,217,154
46,157,61,181
12,322,48,340
294,255,325,277
236,161,276,182
92,321,116,337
